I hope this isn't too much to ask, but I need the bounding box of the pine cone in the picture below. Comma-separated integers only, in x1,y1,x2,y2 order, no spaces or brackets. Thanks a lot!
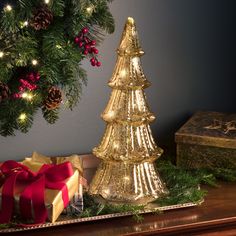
0,83,10,103
31,6,53,30
44,87,62,110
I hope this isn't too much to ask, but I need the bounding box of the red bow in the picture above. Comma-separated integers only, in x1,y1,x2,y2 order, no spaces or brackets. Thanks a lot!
0,160,73,224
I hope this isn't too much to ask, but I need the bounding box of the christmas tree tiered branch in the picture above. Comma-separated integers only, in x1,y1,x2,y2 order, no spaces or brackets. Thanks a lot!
89,17,168,205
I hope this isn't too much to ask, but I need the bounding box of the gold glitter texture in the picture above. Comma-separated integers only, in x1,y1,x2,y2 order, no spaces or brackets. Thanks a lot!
89,17,168,204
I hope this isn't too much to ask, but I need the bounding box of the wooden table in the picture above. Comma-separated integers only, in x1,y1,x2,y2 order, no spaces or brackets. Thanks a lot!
4,155,236,235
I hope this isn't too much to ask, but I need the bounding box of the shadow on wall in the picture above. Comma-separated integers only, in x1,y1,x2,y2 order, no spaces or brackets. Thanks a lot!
151,111,192,158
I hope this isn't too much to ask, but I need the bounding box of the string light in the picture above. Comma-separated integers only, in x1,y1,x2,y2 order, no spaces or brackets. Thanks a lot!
120,69,127,77
5,5,12,12
103,188,110,195
86,6,93,14
44,0,50,4
21,93,28,99
20,21,29,29
32,59,38,66
27,94,33,101
132,57,139,67
56,44,62,49
124,176,130,181
0,51,4,58
19,113,27,121
23,21,29,27
21,92,33,101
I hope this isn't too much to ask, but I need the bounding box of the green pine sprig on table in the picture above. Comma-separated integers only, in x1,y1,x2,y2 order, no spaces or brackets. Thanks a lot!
155,159,236,206
155,160,208,206
81,193,145,222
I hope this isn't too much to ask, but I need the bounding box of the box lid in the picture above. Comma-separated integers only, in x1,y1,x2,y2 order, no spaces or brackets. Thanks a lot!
175,111,236,149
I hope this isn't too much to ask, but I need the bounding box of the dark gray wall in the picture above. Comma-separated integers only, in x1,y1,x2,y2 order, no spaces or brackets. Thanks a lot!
0,0,236,160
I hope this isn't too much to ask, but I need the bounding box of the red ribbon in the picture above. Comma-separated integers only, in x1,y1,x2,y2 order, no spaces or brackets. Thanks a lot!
0,160,73,224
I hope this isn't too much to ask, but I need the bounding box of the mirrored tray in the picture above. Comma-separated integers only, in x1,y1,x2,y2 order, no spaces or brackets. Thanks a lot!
0,201,203,233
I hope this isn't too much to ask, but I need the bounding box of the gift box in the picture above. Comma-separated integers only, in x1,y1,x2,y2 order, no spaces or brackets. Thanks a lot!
175,111,236,169
0,160,78,224
22,152,85,217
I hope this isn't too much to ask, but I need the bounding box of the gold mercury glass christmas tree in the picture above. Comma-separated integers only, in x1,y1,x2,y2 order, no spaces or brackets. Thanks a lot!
89,17,168,204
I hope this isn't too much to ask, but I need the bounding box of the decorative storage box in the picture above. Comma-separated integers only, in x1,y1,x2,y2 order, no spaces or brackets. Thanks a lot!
175,111,236,169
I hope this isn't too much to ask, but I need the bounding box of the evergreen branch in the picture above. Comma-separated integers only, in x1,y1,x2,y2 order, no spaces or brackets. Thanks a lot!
13,34,38,66
0,99,34,136
17,0,34,19
50,0,65,17
42,24,66,60
17,113,34,133
39,62,62,84
0,62,14,83
155,160,208,205
0,0,115,136
0,9,19,33
81,193,145,222
89,1,115,34
62,65,87,110
42,107,60,124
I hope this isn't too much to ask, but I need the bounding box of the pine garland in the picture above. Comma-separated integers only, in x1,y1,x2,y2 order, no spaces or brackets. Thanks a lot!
0,0,115,136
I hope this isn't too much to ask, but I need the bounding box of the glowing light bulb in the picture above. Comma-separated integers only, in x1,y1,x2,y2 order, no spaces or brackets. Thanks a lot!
120,69,127,77
19,113,27,121
27,94,33,101
5,5,12,12
23,21,29,27
44,0,50,4
124,176,130,181
32,59,38,66
107,111,115,119
0,51,4,58
56,44,62,49
86,6,93,14
22,92,34,101
21,92,28,99
103,188,110,195
132,57,139,67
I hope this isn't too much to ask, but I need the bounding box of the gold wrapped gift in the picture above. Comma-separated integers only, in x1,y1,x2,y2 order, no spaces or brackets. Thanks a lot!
0,163,78,223
21,152,84,221
23,152,83,174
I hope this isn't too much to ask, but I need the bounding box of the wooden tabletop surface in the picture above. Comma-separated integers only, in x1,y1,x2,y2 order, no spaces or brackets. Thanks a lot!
2,155,236,235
